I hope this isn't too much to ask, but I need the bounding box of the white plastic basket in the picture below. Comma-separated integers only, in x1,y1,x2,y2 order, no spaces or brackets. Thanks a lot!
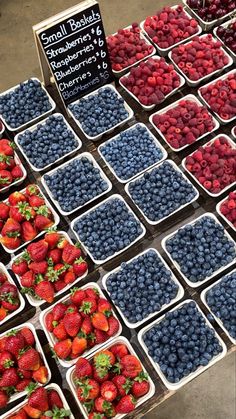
138,299,227,390
149,93,220,152
231,126,236,138
213,17,236,61
161,212,236,288
0,262,25,326
0,322,51,404
98,122,168,183
41,152,112,216
71,193,146,265
102,247,184,329
216,192,236,232
39,282,122,368
125,160,199,226
66,336,155,419
0,78,56,132
15,113,82,172
67,84,134,141
0,151,27,194
0,120,5,138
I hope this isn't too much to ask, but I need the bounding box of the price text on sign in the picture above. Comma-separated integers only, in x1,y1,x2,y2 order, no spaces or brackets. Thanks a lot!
37,2,113,105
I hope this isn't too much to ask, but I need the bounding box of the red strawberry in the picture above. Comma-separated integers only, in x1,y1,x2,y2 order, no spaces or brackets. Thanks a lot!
62,243,81,264
70,288,86,306
94,397,115,415
0,139,14,156
32,366,48,384
0,351,14,370
94,329,108,345
57,237,69,249
27,240,48,262
23,404,42,418
115,395,136,413
64,269,76,285
20,270,35,287
4,331,25,356
18,348,40,371
63,310,82,337
121,355,142,378
34,214,53,231
47,248,61,264
52,302,67,321
92,312,109,332
8,191,27,206
12,258,28,276
85,288,99,300
17,368,33,379
28,195,45,208
89,410,109,419
53,322,67,341
101,381,118,402
8,409,28,419
93,350,115,379
45,312,54,332
20,327,35,346
76,378,100,401
80,297,97,315
71,336,87,358
75,358,92,379
25,184,40,197
44,231,60,248
2,297,19,312
11,165,24,180
73,258,88,277
0,202,10,219
0,281,18,298
21,221,37,242
29,261,48,274
17,202,36,220
28,387,49,411
0,271,7,284
54,339,72,359
0,235,21,249
9,206,25,223
47,389,63,409
107,317,119,337
97,298,112,315
0,367,19,386
35,281,54,303
0,389,8,408
1,217,21,237
112,375,132,396
0,153,11,170
52,263,67,281
93,367,109,383
81,317,93,335
131,372,150,397
16,378,32,391
7,157,16,171
110,343,129,359
0,169,12,187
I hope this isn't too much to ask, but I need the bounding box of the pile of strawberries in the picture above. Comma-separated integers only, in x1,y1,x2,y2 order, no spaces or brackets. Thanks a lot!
107,23,154,72
12,231,88,304
0,268,21,322
120,57,181,106
184,136,236,195
72,343,151,417
152,98,216,150
171,35,229,82
0,184,56,250
6,386,71,419
44,287,120,361
219,191,236,229
0,326,49,408
144,5,199,49
200,72,236,121
0,139,24,191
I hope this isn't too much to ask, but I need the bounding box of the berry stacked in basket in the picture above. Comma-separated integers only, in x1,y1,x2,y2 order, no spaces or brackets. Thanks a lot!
219,191,236,228
186,0,235,22
216,20,236,55
0,268,21,322
0,139,24,190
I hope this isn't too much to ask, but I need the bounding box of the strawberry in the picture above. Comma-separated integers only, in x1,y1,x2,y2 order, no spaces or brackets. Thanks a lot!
15,378,32,391
107,317,119,337
48,389,63,409
63,310,82,337
73,258,88,277
12,259,28,276
57,237,69,249
0,153,11,170
32,366,48,384
0,140,14,156
28,195,45,208
0,389,8,408
53,280,66,292
80,298,97,315
62,243,81,264
94,397,115,415
20,327,35,346
9,206,25,223
0,236,21,249
0,169,12,187
25,184,40,197
0,281,18,298
44,231,60,248
85,288,99,300
8,408,28,419
101,381,118,402
18,348,40,371
120,355,142,378
51,263,67,281
53,322,67,341
21,221,37,242
97,299,112,315
93,350,115,379
28,240,49,262
4,331,25,356
75,358,92,379
18,202,36,220
94,330,108,345
71,336,87,357
131,372,150,397
23,404,42,418
28,386,49,411
81,317,93,335
20,270,35,287
8,191,27,206
52,302,67,321
115,395,136,413
54,339,72,359
35,281,54,303
0,367,19,386
92,312,109,332
47,248,61,264
8,157,16,171
45,312,54,332
1,218,21,237
29,261,48,274
0,202,10,219
112,375,132,396
34,214,53,231
64,269,76,285
2,297,19,312
17,368,33,379
88,412,107,419
76,378,100,401
93,367,109,383
0,271,7,284
70,288,86,305
0,351,14,370
11,165,24,180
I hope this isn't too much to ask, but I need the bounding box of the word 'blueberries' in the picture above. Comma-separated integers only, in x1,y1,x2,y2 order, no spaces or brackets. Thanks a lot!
128,161,197,222
100,124,164,181
206,271,236,341
68,87,129,137
18,114,79,169
106,249,179,324
44,156,109,213
165,216,236,283
0,79,52,128
143,301,223,383
74,197,144,261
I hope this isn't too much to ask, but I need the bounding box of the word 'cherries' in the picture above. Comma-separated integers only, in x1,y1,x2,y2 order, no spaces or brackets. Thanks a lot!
121,57,181,106
187,0,235,22
144,5,199,50
185,136,236,195
220,191,236,229
152,98,216,150
171,35,229,82
107,23,154,72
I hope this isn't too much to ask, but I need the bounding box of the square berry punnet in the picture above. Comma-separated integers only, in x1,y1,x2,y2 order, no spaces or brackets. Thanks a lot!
232,126,236,139
149,94,219,152
214,17,236,61
216,191,236,232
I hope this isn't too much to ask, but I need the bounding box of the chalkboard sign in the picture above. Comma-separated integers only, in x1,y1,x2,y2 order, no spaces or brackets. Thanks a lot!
33,0,113,107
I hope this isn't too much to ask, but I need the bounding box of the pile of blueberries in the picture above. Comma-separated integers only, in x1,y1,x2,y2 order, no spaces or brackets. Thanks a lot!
106,249,179,324
44,156,109,213
68,87,129,137
73,196,144,261
0,79,52,129
143,301,223,383
18,114,79,169
100,124,165,181
206,270,236,341
165,215,236,283
128,161,197,222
